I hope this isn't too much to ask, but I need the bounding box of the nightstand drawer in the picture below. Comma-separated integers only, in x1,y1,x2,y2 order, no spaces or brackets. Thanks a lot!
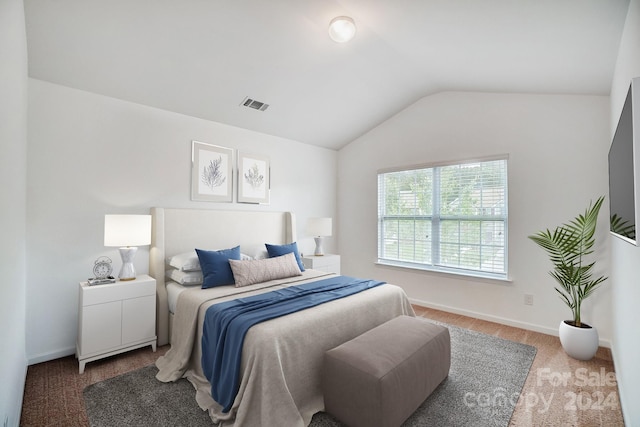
302,254,341,274
81,277,155,306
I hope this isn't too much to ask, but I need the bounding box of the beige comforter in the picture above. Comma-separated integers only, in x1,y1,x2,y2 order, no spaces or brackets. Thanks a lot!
156,270,414,427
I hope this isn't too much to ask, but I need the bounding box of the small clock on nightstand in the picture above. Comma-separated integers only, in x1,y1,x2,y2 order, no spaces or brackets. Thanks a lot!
88,256,116,286
301,254,340,274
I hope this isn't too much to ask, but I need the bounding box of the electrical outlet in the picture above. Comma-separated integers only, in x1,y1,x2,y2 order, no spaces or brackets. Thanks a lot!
524,294,534,306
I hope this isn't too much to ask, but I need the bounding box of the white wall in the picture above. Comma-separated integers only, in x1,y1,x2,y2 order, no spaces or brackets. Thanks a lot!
338,91,612,342
26,79,338,363
0,0,28,425
610,0,640,424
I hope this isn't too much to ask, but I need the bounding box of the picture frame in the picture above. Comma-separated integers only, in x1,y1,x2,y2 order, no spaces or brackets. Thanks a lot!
191,141,233,202
238,152,270,204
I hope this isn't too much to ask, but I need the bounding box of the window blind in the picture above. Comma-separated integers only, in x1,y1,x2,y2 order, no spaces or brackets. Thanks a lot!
377,158,508,279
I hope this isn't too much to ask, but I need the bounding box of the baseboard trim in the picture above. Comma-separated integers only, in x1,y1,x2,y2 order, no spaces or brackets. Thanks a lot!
28,346,76,366
14,358,28,426
409,298,612,348
609,340,630,425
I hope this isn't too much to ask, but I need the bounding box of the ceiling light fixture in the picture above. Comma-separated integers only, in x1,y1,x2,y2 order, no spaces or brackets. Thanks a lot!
328,16,356,43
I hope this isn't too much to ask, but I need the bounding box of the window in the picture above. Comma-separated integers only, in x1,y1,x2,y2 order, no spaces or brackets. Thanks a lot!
377,157,508,279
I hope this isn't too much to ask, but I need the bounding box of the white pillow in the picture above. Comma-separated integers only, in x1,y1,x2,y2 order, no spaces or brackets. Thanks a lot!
253,249,269,260
168,251,200,272
166,269,203,286
169,250,252,271
229,252,302,287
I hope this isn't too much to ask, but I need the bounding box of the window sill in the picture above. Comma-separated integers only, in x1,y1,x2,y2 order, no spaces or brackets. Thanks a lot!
375,260,512,284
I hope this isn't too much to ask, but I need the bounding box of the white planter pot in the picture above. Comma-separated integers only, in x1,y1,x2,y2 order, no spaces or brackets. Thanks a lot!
558,320,599,361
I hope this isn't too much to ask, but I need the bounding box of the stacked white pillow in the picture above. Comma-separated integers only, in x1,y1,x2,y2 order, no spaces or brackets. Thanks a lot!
166,250,255,286
169,251,202,272
166,251,203,286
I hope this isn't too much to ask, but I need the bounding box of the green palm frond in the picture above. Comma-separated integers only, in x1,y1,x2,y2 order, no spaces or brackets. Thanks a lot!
528,196,607,327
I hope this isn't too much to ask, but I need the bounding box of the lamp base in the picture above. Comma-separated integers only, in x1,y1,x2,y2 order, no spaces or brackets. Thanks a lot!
314,237,325,256
118,246,138,281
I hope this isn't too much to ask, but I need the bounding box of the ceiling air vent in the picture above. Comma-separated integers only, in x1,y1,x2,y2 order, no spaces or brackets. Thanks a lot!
241,97,269,111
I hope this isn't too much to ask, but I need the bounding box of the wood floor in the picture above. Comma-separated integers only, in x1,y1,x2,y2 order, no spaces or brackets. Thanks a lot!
20,306,625,426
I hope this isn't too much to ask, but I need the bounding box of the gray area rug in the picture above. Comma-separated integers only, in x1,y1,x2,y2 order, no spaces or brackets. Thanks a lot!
84,324,536,427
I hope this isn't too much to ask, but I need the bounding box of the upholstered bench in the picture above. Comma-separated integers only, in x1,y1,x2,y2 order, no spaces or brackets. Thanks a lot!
322,315,451,427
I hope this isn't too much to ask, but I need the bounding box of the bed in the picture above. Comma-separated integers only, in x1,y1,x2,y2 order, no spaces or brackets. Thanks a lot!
150,207,415,426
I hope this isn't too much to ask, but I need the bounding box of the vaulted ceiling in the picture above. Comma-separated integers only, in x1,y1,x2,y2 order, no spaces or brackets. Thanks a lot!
24,0,630,150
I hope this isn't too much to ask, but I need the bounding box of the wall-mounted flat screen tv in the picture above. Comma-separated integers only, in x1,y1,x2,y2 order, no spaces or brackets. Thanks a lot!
609,82,637,245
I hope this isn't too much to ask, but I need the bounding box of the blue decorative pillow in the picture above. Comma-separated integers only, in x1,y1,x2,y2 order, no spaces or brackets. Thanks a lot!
195,246,241,288
265,242,305,271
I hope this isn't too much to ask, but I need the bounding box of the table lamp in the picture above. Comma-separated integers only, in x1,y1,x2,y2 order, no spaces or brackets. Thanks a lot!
104,214,152,281
307,217,332,256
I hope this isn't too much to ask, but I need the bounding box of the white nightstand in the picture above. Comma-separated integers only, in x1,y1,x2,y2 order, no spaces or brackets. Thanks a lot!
302,254,341,274
76,274,157,374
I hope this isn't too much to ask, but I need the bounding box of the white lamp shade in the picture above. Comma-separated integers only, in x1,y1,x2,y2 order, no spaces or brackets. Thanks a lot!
104,215,152,247
328,16,356,43
307,217,332,237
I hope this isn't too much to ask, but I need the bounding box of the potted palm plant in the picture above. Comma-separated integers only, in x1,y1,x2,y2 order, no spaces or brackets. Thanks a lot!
528,196,607,360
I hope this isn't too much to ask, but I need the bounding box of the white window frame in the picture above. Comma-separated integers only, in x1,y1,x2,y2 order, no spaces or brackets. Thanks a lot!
377,156,508,280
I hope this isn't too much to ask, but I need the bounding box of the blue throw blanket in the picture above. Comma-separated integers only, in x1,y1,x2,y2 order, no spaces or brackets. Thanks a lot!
201,275,385,412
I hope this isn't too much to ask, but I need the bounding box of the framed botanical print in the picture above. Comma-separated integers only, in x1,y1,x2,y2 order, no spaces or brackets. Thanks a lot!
238,152,270,204
191,141,233,202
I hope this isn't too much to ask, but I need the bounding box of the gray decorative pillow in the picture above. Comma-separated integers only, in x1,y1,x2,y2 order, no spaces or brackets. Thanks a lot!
230,252,302,287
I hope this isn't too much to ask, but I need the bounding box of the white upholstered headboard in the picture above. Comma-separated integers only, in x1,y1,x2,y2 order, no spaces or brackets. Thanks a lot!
150,207,296,346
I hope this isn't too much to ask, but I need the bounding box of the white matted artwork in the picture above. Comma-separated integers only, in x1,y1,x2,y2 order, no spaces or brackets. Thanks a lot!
238,152,270,204
191,141,233,202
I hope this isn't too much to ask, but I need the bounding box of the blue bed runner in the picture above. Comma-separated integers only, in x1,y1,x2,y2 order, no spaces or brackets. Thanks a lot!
201,275,385,412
